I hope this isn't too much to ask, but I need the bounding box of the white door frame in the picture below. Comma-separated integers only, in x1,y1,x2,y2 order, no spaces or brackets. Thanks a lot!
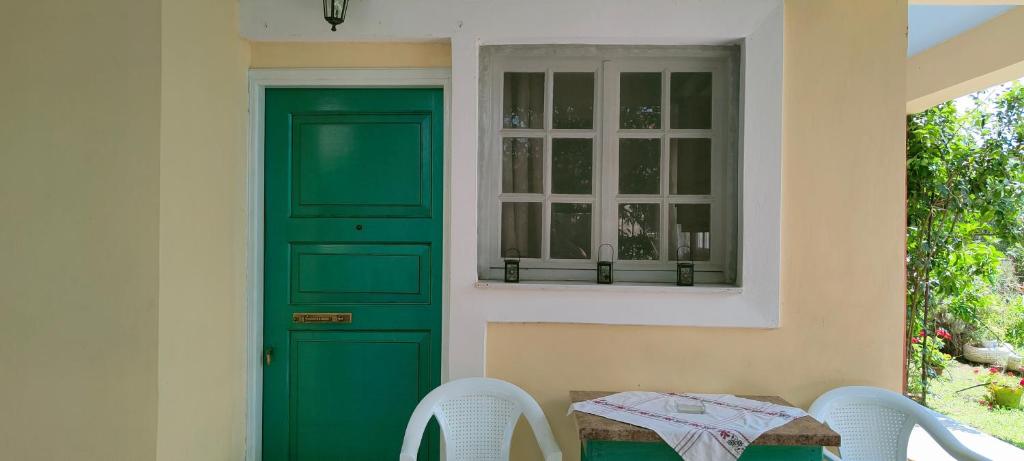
245,68,453,461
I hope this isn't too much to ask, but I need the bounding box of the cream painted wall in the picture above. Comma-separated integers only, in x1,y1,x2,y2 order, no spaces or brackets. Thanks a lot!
487,1,909,460
0,1,161,460
157,0,251,460
251,41,451,68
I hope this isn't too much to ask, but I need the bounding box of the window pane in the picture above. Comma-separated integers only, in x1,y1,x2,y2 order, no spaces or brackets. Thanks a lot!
619,138,661,194
501,202,542,258
501,137,543,193
620,72,662,129
618,203,660,260
550,203,592,259
552,138,592,194
503,72,545,129
670,204,711,261
670,72,712,129
553,72,595,129
669,138,711,195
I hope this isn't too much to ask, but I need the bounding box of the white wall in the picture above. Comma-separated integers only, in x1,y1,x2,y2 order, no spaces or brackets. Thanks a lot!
242,0,779,43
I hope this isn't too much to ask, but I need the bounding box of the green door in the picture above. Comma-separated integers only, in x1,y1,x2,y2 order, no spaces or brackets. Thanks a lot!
263,88,443,461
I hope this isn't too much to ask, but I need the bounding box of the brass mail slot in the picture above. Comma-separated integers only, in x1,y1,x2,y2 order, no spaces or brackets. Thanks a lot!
292,312,353,324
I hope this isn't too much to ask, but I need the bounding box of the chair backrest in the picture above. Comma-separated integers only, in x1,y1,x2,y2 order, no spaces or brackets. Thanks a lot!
400,377,562,461
809,386,990,461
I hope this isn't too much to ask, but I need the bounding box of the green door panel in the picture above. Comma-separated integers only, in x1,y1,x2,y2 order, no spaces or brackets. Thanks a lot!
291,243,431,305
581,441,822,461
264,88,443,461
291,112,433,218
289,331,433,460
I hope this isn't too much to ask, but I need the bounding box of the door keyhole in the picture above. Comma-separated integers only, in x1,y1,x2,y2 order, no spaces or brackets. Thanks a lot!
355,224,363,231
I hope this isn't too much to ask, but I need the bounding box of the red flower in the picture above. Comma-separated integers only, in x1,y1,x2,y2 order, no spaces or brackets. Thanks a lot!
989,367,999,374
1019,379,1024,387
935,328,952,340
911,338,920,344
919,329,926,337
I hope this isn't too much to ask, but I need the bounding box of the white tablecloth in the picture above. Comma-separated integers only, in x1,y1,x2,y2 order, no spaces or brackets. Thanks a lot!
570,392,808,461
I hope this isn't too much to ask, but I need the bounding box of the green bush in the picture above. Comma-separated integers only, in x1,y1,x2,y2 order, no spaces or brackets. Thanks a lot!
1000,297,1024,349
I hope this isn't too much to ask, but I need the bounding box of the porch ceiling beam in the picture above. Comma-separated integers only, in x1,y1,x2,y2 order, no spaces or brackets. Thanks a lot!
907,6,1024,113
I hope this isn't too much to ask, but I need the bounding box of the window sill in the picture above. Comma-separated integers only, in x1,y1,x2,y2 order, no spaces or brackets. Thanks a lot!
473,280,743,294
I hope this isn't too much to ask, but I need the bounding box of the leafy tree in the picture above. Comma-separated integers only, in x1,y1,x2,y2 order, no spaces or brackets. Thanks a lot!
906,83,1024,403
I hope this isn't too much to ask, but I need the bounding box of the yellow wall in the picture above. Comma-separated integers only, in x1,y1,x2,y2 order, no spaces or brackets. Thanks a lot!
487,1,909,460
157,0,251,459
0,1,162,460
250,41,452,68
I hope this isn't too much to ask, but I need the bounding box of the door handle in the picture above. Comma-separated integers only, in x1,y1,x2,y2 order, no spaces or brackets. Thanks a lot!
264,347,274,366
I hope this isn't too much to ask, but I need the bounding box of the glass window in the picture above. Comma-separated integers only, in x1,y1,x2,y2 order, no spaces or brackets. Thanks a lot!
501,202,543,258
619,138,661,194
551,203,592,259
483,47,737,284
502,138,544,193
670,72,712,129
553,72,595,129
552,138,593,194
618,203,660,261
670,204,711,261
669,138,711,195
503,72,544,129
620,73,662,129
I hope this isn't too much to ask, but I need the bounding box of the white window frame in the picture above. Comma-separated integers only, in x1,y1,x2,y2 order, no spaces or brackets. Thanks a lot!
478,45,740,285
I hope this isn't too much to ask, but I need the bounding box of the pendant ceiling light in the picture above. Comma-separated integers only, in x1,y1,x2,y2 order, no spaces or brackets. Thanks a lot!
323,0,349,31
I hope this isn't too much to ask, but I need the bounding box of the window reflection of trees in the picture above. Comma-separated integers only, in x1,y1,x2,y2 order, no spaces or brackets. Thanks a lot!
553,72,595,130
551,204,592,259
620,72,662,129
620,105,661,129
552,138,592,194
618,203,660,260
619,139,660,194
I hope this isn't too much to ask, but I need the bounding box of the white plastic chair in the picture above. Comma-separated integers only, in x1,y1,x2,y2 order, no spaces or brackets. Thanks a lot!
808,386,990,461
399,377,562,461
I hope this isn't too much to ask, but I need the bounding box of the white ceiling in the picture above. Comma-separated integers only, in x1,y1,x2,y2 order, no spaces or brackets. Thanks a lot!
908,5,1016,56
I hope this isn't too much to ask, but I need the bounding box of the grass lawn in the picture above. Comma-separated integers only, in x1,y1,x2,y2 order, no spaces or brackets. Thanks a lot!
926,361,1024,449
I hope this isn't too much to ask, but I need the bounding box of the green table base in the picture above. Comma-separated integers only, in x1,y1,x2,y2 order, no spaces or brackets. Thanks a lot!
582,440,822,461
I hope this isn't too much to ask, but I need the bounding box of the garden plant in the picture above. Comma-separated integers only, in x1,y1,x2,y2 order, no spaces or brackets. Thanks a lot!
906,81,1024,445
